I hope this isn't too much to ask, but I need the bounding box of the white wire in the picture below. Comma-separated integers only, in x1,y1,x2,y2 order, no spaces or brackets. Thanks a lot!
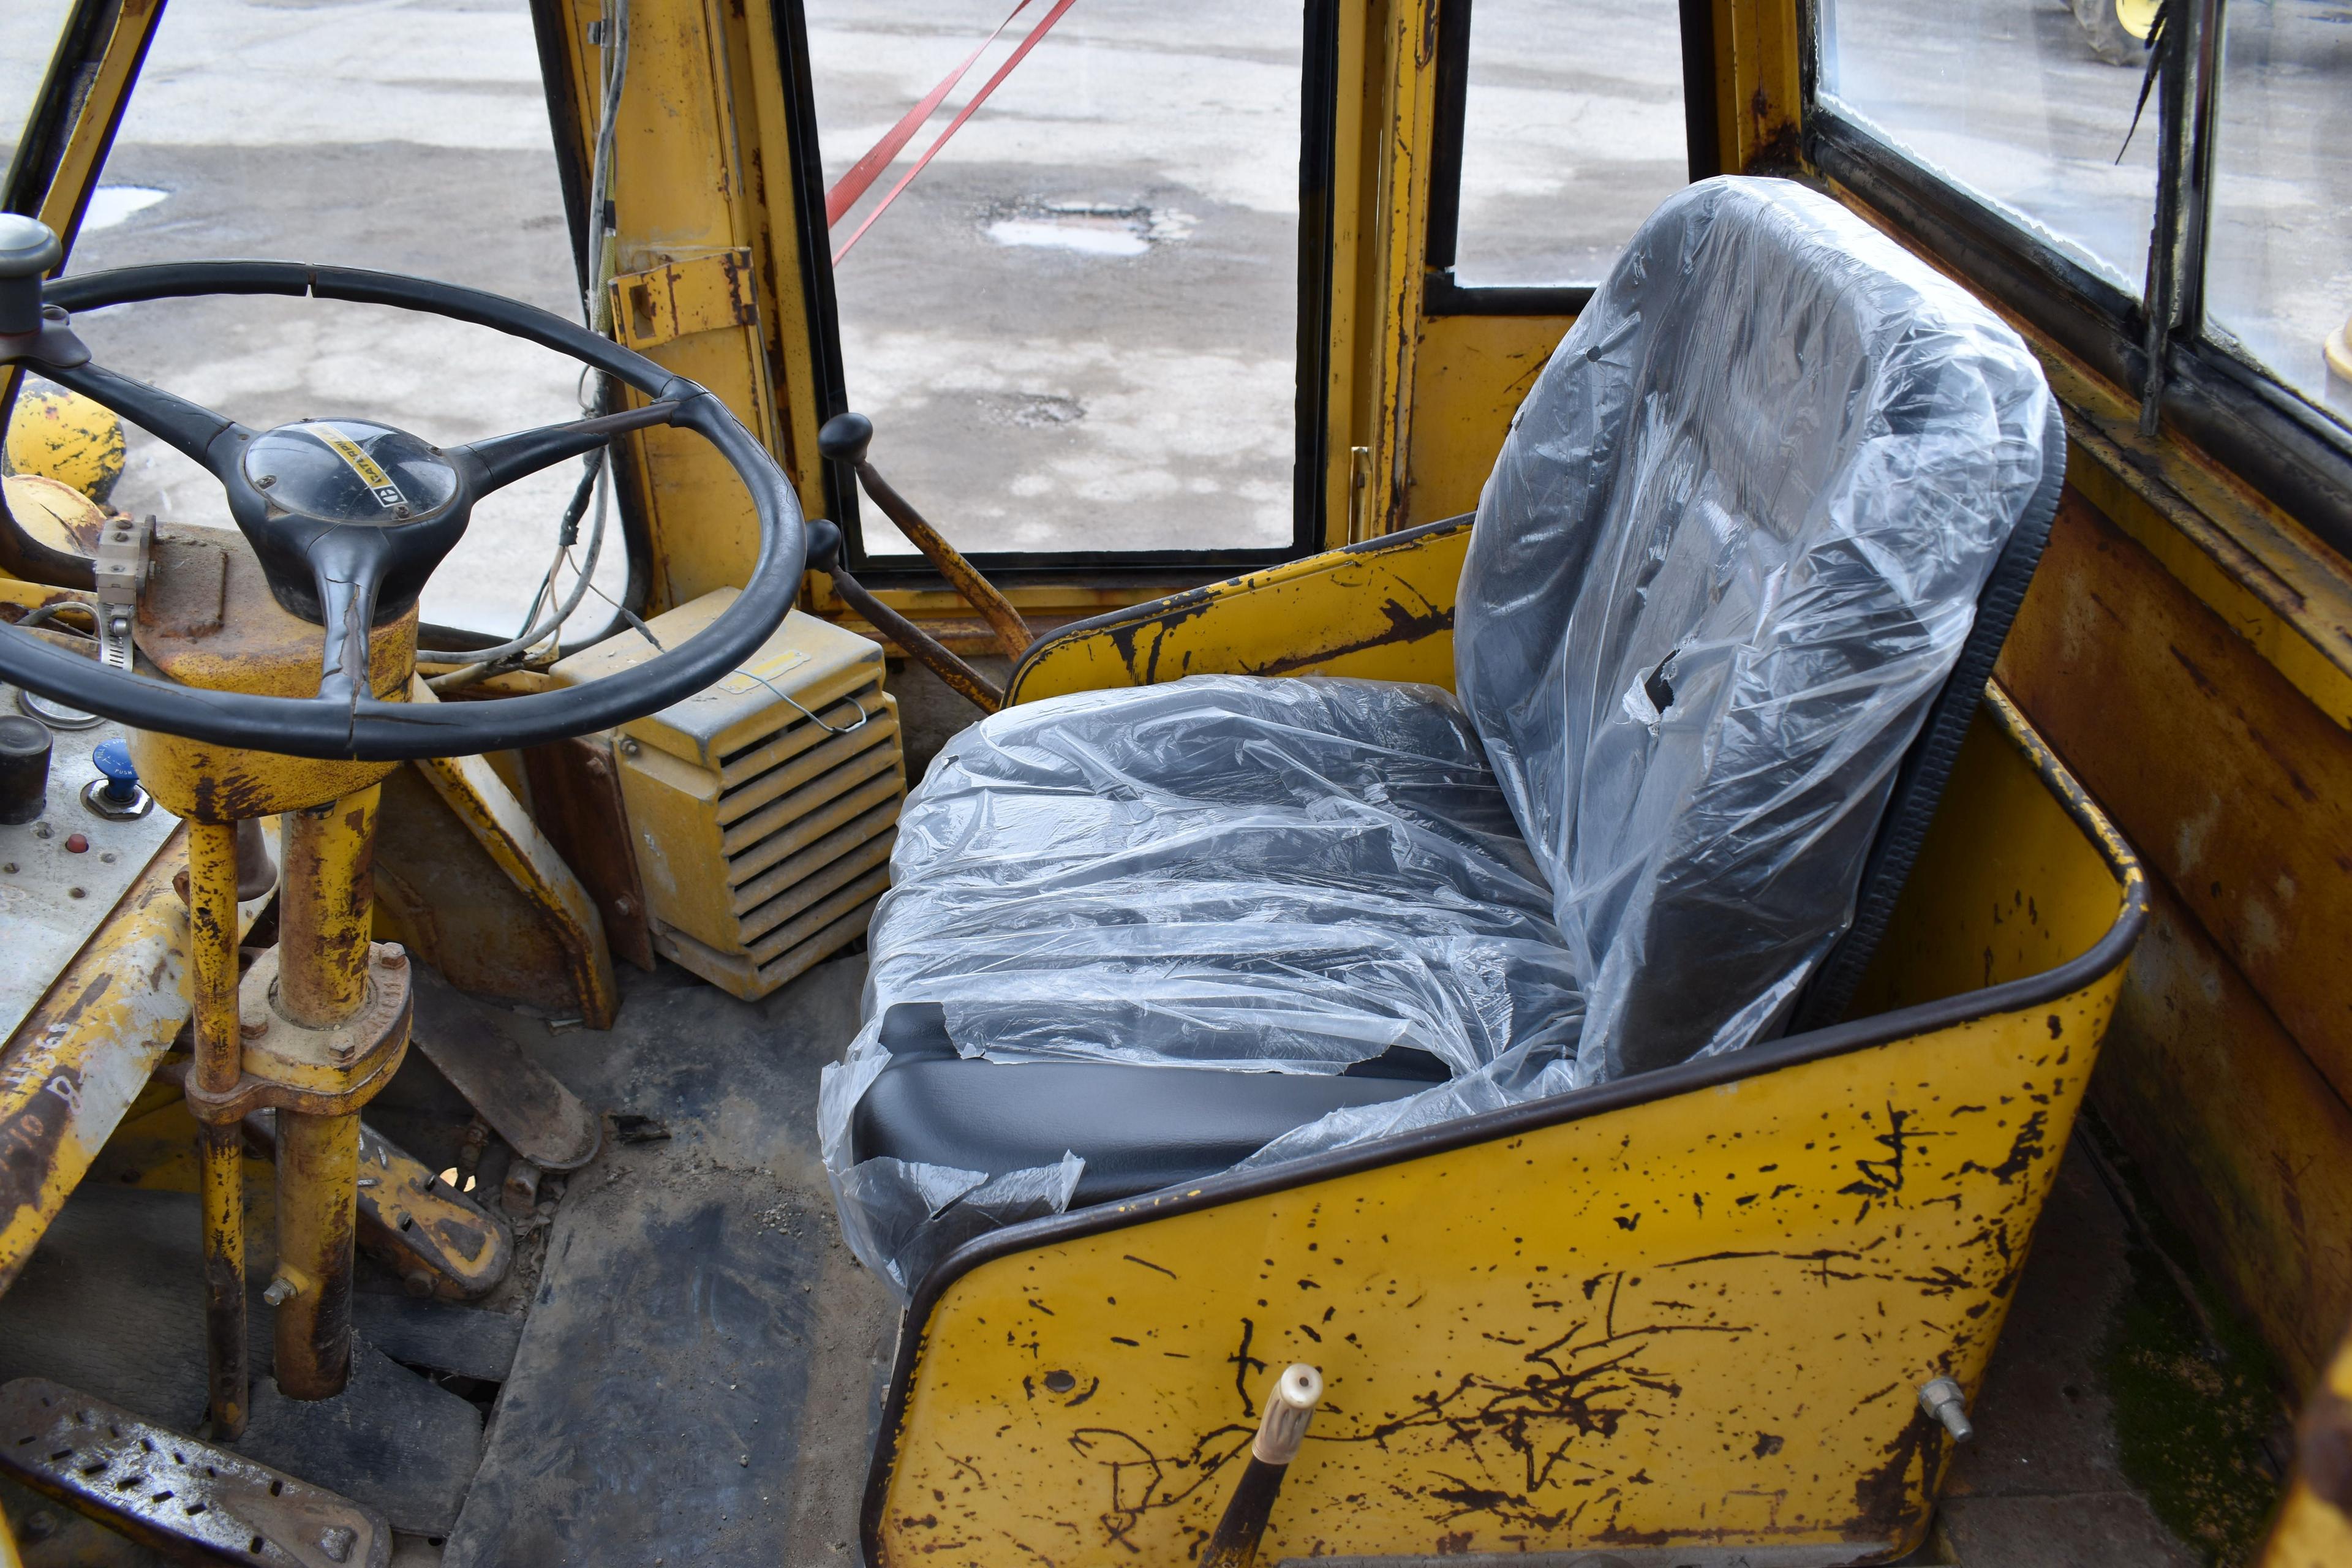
422,0,629,684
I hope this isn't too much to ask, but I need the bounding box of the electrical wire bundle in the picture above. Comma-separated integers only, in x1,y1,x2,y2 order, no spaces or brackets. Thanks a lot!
424,0,635,692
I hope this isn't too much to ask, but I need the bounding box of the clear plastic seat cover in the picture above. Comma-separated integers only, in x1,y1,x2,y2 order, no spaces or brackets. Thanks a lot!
820,176,2055,1297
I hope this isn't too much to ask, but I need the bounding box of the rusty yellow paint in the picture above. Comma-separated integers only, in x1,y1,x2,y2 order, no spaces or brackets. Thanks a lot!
278,788,382,1029
124,528,411,820
1358,0,1443,541
2,386,125,506
410,753,619,1029
1717,0,1805,172
870,692,2142,1565
0,821,279,1294
0,836,192,1294
1401,312,1575,527
184,818,251,1433
0,475,107,560
1007,518,1471,704
390,680,618,1027
2260,1322,2352,1568
545,0,791,613
0,576,96,623
609,249,758,353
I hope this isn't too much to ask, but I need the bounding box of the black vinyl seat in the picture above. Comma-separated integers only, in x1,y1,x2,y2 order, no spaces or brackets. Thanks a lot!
827,178,2064,1267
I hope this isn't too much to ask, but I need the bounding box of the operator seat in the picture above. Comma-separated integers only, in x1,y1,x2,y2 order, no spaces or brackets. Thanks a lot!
828,178,2062,1235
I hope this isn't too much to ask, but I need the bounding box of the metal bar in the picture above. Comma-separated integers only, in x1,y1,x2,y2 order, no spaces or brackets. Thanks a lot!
827,565,1003,712
853,461,1034,657
185,820,247,1438
277,788,380,1030
2135,0,2196,437
268,786,381,1400
271,1109,361,1400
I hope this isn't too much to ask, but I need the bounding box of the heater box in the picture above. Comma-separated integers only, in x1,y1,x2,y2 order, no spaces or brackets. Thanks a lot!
552,590,904,1000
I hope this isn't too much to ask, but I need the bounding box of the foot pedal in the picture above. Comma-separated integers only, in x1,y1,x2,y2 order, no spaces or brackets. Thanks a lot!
0,1377,391,1566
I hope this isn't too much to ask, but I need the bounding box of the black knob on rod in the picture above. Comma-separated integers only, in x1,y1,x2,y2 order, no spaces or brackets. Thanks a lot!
816,412,873,467
0,216,62,337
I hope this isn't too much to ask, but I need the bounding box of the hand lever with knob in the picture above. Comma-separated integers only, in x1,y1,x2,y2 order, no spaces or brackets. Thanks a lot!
818,411,1033,658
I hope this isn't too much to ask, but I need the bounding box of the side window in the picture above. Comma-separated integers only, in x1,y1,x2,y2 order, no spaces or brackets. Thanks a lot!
1428,0,1714,303
1811,0,2351,538
1816,0,2162,296
2203,0,2351,424
0,0,82,184
804,1,1335,568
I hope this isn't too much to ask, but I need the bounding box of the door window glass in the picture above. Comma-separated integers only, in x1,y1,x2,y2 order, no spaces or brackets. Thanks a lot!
807,1,1306,557
1452,0,1694,286
1819,0,2163,296
0,0,80,180
45,0,616,641
2201,0,2352,424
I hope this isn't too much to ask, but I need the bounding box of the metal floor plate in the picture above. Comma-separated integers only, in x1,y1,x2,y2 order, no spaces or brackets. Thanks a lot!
0,1376,392,1567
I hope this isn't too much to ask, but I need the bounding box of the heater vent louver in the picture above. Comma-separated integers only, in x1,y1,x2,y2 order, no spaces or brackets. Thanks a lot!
552,594,907,1000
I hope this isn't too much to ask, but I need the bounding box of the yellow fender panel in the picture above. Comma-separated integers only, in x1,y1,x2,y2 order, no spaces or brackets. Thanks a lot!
1007,516,1472,703
867,693,2146,1566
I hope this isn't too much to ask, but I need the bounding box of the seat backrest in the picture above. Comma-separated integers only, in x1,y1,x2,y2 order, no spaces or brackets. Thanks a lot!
1455,176,2060,1082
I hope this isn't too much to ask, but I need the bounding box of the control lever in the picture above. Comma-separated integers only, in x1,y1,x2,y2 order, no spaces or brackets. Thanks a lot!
804,518,1003,712
818,412,1033,659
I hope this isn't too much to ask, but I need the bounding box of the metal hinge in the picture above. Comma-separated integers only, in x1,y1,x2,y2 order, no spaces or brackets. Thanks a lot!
609,249,759,353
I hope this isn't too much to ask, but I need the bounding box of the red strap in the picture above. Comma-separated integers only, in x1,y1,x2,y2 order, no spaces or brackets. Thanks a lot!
824,0,1035,227
831,0,1081,266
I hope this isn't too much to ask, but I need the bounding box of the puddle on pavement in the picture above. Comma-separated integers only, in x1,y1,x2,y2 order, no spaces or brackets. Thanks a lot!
982,201,1194,257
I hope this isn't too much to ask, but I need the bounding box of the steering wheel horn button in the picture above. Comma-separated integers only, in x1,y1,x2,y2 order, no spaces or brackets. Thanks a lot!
243,421,457,527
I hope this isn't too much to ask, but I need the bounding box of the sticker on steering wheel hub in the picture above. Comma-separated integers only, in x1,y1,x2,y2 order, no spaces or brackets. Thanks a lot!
309,422,408,510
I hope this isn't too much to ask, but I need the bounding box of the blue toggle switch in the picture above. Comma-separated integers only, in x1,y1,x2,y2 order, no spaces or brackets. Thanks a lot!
92,738,140,807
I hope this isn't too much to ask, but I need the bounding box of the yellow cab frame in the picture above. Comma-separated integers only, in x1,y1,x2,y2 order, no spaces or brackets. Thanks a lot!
3,0,2349,1562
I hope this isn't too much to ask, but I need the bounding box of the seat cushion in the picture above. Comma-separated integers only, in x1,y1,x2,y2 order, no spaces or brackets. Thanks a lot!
840,676,1586,1193
852,1005,1450,1206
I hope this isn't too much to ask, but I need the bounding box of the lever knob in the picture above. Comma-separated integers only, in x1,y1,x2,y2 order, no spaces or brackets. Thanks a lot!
816,412,873,466
803,516,845,573
92,737,140,806
0,215,62,336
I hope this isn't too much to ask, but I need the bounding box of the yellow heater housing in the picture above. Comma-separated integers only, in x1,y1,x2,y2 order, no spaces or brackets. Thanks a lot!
553,590,905,999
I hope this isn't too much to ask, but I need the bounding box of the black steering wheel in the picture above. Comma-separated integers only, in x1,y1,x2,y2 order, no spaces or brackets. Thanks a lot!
0,214,807,761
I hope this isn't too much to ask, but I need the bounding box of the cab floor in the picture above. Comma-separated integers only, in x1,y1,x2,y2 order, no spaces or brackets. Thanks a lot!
0,943,2261,1566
